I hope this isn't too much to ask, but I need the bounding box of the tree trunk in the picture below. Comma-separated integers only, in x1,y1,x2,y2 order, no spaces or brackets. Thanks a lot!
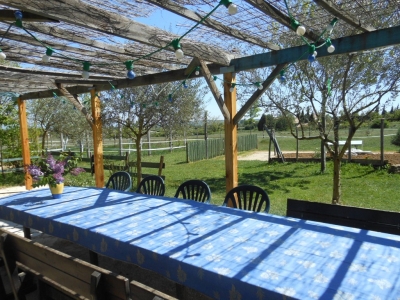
135,137,142,186
332,154,341,204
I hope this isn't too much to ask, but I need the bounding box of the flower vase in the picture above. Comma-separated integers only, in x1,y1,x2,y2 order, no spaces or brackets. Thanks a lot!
49,182,64,199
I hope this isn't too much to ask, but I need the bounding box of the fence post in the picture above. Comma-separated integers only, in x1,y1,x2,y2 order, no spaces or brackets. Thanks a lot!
380,118,385,165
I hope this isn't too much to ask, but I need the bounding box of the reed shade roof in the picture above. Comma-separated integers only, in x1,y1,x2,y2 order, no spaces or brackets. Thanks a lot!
0,0,399,97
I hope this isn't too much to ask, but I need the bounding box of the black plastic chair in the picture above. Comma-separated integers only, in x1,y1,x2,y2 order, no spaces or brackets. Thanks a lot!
223,185,270,213
136,175,165,196
105,171,132,192
174,180,211,203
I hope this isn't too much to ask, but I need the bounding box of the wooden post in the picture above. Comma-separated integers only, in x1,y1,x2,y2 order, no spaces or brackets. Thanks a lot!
90,89,105,188
224,73,238,194
18,98,32,190
380,118,385,165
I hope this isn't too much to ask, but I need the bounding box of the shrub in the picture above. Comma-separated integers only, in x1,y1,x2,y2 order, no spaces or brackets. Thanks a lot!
370,119,389,128
391,128,400,147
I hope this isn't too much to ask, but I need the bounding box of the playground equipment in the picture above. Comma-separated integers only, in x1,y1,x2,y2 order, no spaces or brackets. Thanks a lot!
257,115,285,162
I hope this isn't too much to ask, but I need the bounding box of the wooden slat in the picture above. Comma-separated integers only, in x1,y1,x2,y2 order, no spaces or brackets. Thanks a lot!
0,231,130,300
287,199,400,235
130,280,178,300
91,89,105,188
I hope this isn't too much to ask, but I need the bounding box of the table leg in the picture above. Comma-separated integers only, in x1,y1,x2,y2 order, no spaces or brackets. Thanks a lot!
22,227,31,239
89,250,99,266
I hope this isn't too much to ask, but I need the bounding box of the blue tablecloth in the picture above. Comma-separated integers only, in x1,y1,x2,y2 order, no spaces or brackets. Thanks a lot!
1,187,399,299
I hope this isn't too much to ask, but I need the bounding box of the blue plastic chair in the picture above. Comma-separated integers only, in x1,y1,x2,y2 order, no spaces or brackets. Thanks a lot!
223,185,270,213
136,175,165,196
174,180,211,203
105,171,132,192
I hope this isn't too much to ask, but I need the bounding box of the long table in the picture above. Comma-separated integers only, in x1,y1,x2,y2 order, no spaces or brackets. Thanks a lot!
1,187,399,299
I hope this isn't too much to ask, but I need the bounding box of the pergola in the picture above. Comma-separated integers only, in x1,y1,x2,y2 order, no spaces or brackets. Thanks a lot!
0,0,399,191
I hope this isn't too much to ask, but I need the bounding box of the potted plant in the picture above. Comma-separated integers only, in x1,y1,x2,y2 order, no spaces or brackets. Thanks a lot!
26,153,85,198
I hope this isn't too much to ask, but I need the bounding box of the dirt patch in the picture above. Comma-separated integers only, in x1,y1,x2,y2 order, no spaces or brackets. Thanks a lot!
239,151,400,165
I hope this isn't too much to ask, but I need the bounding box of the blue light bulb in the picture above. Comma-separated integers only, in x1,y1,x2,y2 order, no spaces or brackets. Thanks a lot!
279,75,286,83
168,94,173,102
308,54,316,63
127,70,135,79
14,11,23,20
183,81,188,89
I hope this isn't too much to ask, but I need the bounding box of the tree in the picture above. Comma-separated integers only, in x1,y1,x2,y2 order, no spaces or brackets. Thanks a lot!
0,96,20,158
101,81,204,185
262,47,400,204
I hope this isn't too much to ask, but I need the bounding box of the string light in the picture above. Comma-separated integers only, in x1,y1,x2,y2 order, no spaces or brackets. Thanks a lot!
279,70,286,83
308,44,316,63
220,0,238,15
0,49,5,60
229,83,236,92
195,66,201,76
82,61,91,79
14,10,23,28
255,82,263,90
213,75,218,81
290,19,306,36
171,39,184,59
326,38,335,53
42,47,54,62
326,18,338,33
182,80,188,89
125,60,135,79
168,94,173,102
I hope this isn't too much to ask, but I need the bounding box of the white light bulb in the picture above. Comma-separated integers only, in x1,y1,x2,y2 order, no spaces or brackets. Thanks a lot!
42,54,50,62
229,87,234,92
228,4,238,15
314,51,318,57
258,84,263,90
327,24,333,32
175,49,184,59
82,70,90,79
327,45,335,53
0,52,6,60
296,25,306,36
195,70,200,76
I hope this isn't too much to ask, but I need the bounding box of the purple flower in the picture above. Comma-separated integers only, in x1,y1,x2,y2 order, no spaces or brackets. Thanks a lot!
27,165,43,180
53,161,65,174
70,168,85,176
53,173,64,183
46,154,56,169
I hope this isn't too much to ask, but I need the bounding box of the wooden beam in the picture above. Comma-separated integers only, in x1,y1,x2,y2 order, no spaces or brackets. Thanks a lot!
230,24,400,73
56,83,93,128
197,59,230,120
0,0,233,65
314,0,375,32
223,72,238,194
17,98,32,190
0,9,58,22
243,0,320,42
90,89,104,188
147,0,279,50
234,64,287,125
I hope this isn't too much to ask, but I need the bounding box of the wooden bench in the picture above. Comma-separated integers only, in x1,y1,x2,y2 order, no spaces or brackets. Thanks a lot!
287,198,400,235
0,230,177,300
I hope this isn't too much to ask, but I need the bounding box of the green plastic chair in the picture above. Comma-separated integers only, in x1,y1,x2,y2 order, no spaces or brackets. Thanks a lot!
105,171,132,192
136,175,165,196
223,185,270,213
174,180,211,203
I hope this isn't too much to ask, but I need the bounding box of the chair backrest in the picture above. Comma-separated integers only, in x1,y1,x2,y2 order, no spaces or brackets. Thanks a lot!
105,171,132,192
136,175,165,196
174,180,211,203
223,185,270,213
